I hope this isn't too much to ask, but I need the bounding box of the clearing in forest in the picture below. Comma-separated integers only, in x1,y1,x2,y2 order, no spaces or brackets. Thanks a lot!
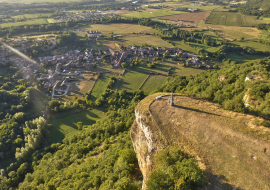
50,109,105,144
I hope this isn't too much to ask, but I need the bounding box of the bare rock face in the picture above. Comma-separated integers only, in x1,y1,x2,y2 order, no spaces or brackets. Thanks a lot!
130,94,166,190
130,110,155,190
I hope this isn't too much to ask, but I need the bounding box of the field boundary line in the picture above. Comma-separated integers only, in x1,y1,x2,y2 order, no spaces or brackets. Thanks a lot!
88,75,99,97
138,74,150,90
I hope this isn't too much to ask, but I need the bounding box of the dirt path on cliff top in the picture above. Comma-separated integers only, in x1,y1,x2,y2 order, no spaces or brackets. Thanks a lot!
150,96,270,190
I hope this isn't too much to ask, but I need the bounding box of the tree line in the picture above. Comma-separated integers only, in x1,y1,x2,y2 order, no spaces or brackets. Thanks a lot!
154,57,270,120
0,88,146,189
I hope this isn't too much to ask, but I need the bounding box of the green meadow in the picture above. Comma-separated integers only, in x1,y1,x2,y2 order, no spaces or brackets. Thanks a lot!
0,18,48,28
50,109,105,144
206,12,260,26
140,74,167,94
123,9,185,19
84,23,153,35
89,74,113,102
113,70,149,92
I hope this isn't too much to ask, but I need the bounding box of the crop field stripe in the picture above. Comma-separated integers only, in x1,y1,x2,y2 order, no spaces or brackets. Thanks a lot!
240,14,243,26
205,12,269,26
138,74,150,90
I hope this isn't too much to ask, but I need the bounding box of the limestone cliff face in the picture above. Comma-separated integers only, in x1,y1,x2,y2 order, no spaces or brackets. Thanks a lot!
130,111,155,190
130,94,165,190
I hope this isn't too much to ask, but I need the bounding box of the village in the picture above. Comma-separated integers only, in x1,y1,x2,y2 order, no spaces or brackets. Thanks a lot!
37,43,207,97
0,28,210,100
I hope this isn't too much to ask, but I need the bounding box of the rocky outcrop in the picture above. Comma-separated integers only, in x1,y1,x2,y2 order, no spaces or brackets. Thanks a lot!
131,93,270,190
130,111,154,190
130,94,165,190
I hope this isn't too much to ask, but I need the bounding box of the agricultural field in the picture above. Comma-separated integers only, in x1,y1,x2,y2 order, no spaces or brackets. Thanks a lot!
196,23,207,28
226,53,269,63
50,109,106,144
92,63,125,74
187,42,220,53
113,70,149,92
121,34,174,48
84,23,154,35
122,9,185,19
203,30,227,42
149,2,185,6
171,40,197,54
136,61,205,76
0,18,48,28
101,10,134,15
140,74,167,94
261,17,270,20
98,34,174,50
175,4,220,11
89,74,115,102
208,24,263,40
47,18,58,23
12,13,51,19
155,11,210,23
231,40,270,52
229,0,247,4
205,12,270,26
153,20,174,23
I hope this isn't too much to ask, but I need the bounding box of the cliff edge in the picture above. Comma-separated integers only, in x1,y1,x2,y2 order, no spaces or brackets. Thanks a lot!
131,93,270,190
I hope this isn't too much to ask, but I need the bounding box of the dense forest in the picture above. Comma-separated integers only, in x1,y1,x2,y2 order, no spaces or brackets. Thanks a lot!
0,87,145,189
146,147,205,190
0,69,207,189
156,57,270,120
237,0,270,17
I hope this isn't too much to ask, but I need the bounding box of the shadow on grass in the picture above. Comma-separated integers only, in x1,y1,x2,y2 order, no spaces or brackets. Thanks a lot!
113,78,132,91
136,64,168,74
173,105,221,117
68,82,83,96
50,110,100,144
206,173,244,190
